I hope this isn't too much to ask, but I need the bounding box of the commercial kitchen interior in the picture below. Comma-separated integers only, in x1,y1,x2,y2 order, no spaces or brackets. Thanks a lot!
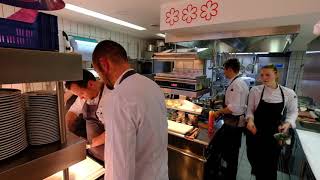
0,0,320,180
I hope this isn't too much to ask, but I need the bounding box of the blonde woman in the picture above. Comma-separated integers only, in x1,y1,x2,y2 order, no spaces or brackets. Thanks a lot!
246,64,298,180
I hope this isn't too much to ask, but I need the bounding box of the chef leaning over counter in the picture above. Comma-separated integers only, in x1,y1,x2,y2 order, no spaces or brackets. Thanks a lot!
65,69,111,162
246,64,298,180
92,40,169,180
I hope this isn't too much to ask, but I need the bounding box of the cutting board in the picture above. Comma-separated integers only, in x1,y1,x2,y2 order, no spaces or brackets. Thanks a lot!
168,120,194,135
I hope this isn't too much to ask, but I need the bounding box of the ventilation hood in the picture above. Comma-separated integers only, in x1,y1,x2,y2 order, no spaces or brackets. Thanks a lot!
176,34,297,54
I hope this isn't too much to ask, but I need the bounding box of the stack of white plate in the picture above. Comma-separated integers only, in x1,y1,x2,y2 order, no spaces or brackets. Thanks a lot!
0,89,28,160
24,91,60,145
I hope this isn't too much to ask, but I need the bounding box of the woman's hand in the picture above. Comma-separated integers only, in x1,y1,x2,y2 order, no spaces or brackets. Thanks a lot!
246,118,257,135
278,122,291,133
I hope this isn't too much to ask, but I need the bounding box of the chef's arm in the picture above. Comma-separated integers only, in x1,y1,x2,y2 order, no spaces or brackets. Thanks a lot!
215,107,232,117
65,111,78,132
91,132,106,147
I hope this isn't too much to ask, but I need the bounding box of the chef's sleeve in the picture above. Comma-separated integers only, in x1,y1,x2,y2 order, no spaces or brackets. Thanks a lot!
246,87,257,120
284,90,298,128
68,97,84,116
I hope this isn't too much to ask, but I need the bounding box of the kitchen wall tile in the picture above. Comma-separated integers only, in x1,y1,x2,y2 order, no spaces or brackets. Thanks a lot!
175,61,184,69
123,33,128,43
71,21,78,34
83,24,90,36
103,31,110,40
2,84,12,89
63,19,71,32
110,31,116,41
2,4,14,18
194,60,204,70
77,23,84,36
119,33,124,43
57,17,63,31
89,26,96,37
11,83,23,91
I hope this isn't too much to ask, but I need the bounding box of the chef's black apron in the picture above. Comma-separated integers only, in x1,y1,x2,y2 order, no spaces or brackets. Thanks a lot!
83,85,105,162
246,85,285,180
222,75,243,180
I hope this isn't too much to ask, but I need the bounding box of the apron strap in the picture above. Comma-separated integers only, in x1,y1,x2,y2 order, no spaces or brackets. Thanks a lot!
223,75,241,106
279,86,285,115
119,69,136,84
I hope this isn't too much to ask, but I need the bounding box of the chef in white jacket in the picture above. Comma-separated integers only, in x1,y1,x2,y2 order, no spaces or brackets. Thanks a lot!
92,40,168,180
246,64,298,180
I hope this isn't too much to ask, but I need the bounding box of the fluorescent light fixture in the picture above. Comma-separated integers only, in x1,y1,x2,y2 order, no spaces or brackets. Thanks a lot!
65,4,146,31
229,52,254,55
306,51,320,54
196,48,208,52
229,52,269,55
156,33,166,38
255,52,269,55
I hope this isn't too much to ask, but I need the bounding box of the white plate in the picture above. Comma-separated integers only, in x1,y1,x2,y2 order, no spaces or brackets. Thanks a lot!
0,93,21,99
0,120,25,133
0,118,24,127
0,139,27,158
25,107,57,112
0,126,25,140
29,136,59,142
0,99,22,105
0,133,26,146
26,110,58,114
0,88,21,96
0,112,24,121
0,143,27,160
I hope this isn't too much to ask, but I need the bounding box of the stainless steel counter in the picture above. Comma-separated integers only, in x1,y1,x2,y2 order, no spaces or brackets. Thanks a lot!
168,128,210,180
0,133,86,180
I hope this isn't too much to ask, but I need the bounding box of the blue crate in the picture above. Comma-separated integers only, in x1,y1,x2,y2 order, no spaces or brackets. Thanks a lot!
0,17,39,49
0,13,58,51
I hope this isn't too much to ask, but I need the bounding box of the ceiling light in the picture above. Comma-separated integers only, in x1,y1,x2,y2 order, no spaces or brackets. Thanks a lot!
306,51,320,54
255,52,269,55
156,33,166,38
65,4,146,31
196,48,208,52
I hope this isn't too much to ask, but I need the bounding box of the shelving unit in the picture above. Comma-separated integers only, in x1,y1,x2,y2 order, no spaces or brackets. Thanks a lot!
161,87,210,98
0,47,85,180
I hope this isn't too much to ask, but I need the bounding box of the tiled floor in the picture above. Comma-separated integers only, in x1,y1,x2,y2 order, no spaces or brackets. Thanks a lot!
236,135,290,180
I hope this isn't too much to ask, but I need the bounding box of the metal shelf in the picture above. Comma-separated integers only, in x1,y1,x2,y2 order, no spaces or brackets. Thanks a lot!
0,133,86,180
0,47,82,84
0,47,84,180
161,88,210,98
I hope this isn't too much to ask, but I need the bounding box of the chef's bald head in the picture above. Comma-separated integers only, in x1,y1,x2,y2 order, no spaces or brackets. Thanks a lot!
92,40,128,66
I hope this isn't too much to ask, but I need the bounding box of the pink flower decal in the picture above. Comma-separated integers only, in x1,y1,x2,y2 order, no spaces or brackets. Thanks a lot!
166,8,179,26
182,4,197,23
200,0,218,21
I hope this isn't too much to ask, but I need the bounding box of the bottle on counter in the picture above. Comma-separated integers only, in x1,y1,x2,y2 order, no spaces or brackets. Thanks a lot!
208,111,215,137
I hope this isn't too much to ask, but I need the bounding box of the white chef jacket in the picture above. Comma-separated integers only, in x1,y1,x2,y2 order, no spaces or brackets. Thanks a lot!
246,85,298,128
100,69,168,180
225,76,249,116
69,86,110,124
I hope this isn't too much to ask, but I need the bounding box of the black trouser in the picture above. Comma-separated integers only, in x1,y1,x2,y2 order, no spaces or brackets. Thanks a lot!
221,124,242,180
246,132,281,180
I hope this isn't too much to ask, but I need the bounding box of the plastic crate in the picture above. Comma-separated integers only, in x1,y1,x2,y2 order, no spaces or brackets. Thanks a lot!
0,13,58,51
